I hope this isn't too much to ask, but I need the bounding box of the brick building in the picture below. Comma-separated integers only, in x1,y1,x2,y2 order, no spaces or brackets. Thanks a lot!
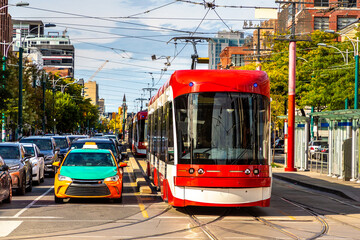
218,46,250,69
0,0,12,56
278,0,360,35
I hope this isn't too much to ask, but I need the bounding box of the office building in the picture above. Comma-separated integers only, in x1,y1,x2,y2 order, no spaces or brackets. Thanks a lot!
208,31,246,69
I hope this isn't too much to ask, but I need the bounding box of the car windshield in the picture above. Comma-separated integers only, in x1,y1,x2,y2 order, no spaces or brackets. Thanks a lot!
20,139,53,151
24,146,35,157
54,138,69,149
0,146,20,159
71,142,116,153
62,152,115,167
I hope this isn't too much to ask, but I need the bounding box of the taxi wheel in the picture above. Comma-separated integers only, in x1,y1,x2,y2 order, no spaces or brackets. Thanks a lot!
54,194,64,204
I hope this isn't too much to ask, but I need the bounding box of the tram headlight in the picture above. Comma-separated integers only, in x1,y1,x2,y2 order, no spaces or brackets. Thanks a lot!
189,168,195,174
253,169,260,175
245,169,251,175
197,168,204,175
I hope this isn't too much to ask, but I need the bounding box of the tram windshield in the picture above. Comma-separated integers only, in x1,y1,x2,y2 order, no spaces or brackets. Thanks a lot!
175,92,270,165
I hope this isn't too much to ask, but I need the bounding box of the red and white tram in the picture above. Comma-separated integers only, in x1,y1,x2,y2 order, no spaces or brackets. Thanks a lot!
131,110,148,156
147,70,272,207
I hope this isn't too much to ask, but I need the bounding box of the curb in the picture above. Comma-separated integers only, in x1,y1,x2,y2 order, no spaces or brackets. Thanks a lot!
273,173,356,201
128,155,153,194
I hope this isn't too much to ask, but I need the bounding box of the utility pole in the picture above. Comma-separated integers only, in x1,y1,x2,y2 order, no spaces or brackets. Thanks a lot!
243,21,273,64
135,97,147,111
168,37,213,69
17,46,23,140
2,54,6,142
275,0,312,172
122,94,126,141
42,72,46,134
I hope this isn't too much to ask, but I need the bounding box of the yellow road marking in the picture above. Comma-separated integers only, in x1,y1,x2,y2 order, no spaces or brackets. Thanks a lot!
138,203,149,218
125,165,149,219
279,210,296,220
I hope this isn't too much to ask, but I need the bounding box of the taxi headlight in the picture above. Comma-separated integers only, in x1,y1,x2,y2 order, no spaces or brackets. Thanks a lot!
104,175,119,182
58,175,72,182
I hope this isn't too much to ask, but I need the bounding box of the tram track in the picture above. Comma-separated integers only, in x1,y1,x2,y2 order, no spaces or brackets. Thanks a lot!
184,207,232,240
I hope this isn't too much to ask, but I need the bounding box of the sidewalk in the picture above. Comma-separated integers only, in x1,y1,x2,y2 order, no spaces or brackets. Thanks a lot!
273,167,360,202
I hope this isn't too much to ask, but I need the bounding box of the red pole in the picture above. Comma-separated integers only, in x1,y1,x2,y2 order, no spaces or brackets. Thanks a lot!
285,41,297,172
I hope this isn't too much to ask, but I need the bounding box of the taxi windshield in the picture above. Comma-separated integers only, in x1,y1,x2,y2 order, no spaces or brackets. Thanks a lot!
62,152,115,167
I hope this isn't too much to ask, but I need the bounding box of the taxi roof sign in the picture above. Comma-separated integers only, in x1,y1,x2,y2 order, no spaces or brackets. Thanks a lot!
82,142,98,149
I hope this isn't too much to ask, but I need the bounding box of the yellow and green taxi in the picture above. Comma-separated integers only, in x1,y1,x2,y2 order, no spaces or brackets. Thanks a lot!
53,143,127,203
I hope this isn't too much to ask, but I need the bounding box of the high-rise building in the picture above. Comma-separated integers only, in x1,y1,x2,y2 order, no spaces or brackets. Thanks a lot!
98,98,105,116
84,80,99,106
12,20,75,77
0,0,12,56
208,31,246,69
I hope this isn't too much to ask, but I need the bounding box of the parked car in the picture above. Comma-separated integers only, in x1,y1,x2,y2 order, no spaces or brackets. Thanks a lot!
0,143,32,195
52,136,71,161
272,139,284,153
19,136,60,176
22,143,45,185
67,135,88,144
309,140,328,153
0,156,12,203
53,144,127,203
70,138,123,161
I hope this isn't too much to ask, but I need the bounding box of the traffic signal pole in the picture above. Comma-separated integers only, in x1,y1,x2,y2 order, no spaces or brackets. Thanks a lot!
17,46,23,140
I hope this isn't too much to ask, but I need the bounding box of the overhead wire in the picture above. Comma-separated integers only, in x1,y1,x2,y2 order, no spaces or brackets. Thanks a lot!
126,1,178,18
22,5,197,34
154,6,212,86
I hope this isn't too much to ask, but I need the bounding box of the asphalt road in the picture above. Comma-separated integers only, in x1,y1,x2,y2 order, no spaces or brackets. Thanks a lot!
1,157,360,239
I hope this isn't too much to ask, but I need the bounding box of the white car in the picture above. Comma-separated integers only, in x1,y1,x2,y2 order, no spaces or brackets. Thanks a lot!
22,143,45,185
309,140,327,154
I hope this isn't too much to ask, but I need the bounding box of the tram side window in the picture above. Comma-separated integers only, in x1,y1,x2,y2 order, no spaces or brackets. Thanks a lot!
157,107,162,156
133,120,138,143
153,110,158,155
161,105,166,162
167,102,174,164
148,114,152,154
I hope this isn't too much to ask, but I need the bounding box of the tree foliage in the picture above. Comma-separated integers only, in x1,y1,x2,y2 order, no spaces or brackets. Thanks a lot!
241,30,356,128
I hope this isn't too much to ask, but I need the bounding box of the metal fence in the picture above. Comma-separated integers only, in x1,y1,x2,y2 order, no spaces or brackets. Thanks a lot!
308,151,329,174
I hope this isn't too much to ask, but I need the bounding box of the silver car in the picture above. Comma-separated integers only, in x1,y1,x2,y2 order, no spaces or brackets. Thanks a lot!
22,143,45,185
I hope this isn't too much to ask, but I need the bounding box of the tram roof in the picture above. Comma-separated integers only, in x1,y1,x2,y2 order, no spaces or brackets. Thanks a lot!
149,70,269,105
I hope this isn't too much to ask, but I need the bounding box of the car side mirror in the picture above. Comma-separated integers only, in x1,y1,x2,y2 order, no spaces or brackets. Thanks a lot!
1,165,9,171
52,162,60,167
24,153,32,158
119,162,127,168
38,153,44,158
55,147,60,152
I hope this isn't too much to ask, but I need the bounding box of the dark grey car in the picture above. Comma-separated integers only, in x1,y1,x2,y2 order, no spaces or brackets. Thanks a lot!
0,143,32,195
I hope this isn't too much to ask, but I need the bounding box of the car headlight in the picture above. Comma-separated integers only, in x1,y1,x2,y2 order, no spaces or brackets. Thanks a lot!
104,175,119,182
58,174,72,182
9,165,20,171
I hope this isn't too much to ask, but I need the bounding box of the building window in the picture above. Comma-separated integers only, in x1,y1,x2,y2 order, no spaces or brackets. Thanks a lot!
314,0,329,7
338,0,357,8
337,17,358,30
231,54,244,67
314,17,329,30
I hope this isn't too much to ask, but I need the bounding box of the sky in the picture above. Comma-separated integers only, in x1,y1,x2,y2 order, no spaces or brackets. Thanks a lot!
8,0,278,113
